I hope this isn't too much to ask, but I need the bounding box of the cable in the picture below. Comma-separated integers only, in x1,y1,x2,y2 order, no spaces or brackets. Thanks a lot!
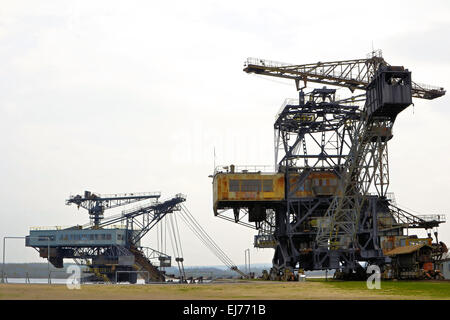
168,213,181,258
179,204,237,268
180,207,232,265
169,212,187,280
156,222,159,252
395,203,426,216
178,211,233,269
173,212,184,258
167,213,184,279
177,209,231,267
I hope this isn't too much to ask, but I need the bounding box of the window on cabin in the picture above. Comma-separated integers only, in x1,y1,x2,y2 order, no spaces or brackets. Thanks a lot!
229,180,240,192
241,180,261,192
263,180,273,192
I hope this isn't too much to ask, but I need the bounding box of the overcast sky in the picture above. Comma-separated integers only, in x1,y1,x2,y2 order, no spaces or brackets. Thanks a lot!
1,0,449,268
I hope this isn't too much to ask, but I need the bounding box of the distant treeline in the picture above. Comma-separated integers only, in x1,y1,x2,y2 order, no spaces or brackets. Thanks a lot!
1,263,248,279
1,263,333,279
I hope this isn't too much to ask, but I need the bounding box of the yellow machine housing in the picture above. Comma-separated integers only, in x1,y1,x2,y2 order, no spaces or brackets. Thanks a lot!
213,172,284,215
213,171,339,215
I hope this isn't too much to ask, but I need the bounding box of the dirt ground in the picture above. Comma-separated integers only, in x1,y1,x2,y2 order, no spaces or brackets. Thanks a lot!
0,280,437,300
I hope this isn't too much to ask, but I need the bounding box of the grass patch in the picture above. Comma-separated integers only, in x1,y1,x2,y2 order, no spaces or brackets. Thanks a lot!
322,280,450,299
305,278,328,282
177,286,203,292
2,281,449,300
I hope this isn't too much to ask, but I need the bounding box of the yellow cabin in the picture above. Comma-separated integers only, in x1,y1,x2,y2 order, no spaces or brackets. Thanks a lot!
213,171,339,214
213,173,284,214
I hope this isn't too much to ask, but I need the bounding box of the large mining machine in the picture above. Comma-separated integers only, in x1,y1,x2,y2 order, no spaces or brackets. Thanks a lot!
213,50,447,280
26,191,186,283
26,191,248,283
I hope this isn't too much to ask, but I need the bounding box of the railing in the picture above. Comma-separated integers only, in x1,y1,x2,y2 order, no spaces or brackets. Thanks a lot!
415,215,446,222
139,246,170,260
412,82,445,92
122,193,186,216
69,191,161,198
366,49,383,59
245,57,371,83
30,224,128,231
275,95,347,121
245,57,292,69
389,204,446,228
121,194,186,216
386,192,396,205
121,201,158,216
30,226,71,231
246,55,445,99
214,165,276,174
107,224,127,229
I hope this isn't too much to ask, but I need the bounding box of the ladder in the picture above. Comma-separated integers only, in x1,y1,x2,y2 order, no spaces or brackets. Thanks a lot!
129,244,165,282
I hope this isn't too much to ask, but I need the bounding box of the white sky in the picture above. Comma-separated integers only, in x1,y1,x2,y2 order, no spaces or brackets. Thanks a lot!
1,0,450,267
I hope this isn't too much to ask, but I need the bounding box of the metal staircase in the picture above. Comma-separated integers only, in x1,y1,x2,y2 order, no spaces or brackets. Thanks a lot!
129,244,165,282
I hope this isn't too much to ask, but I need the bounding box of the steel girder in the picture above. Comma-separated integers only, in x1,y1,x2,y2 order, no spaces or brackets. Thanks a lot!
315,118,393,250
66,191,161,227
243,53,445,100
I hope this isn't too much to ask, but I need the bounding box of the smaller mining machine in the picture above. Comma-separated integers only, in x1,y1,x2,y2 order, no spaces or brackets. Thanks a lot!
26,191,186,283
212,51,447,280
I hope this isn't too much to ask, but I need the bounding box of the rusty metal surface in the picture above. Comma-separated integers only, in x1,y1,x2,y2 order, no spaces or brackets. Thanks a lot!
213,173,285,202
384,243,431,256
289,171,338,197
381,236,432,253
214,171,339,205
